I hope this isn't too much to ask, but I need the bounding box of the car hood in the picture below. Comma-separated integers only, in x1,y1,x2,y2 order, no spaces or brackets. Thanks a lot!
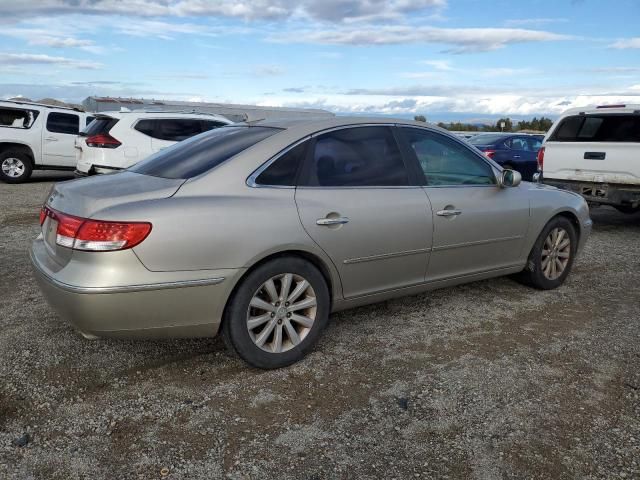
45,172,185,219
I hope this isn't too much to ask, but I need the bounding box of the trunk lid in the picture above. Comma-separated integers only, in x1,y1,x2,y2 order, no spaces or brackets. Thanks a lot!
46,171,184,218
41,172,184,266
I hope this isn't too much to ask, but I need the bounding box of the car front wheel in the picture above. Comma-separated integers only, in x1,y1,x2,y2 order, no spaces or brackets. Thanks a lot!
222,257,330,369
518,216,577,290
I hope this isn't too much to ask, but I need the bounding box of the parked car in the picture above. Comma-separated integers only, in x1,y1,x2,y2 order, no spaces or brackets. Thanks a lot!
537,104,640,213
75,110,233,175
469,133,544,181
31,118,591,369
0,100,95,183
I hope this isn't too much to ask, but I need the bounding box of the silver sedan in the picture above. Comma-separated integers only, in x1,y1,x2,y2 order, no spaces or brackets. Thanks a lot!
31,117,592,368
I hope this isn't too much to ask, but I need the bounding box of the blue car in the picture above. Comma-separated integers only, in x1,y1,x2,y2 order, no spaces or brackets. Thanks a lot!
468,133,544,181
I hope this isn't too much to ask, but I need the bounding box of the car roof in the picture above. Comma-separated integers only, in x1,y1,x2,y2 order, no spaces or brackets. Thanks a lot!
0,99,85,113
96,110,233,122
243,116,460,136
560,104,640,116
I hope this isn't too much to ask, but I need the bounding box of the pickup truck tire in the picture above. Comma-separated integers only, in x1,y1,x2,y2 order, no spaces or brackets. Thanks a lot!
614,205,640,214
0,150,33,184
516,216,577,290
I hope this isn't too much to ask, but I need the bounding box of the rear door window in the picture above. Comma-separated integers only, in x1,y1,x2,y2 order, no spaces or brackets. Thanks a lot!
551,114,640,142
130,126,280,179
155,119,203,141
134,119,156,137
299,126,409,187
46,112,80,135
507,137,529,151
254,140,308,186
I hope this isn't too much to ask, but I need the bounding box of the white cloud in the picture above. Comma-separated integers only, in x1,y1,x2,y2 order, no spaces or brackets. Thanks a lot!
504,18,569,27
115,19,217,39
588,67,640,74
0,26,104,53
252,64,287,76
272,26,571,52
420,59,453,70
610,38,640,49
0,53,101,70
0,0,447,23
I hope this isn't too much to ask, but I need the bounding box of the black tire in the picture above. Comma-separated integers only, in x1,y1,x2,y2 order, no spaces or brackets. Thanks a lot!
614,205,640,214
222,257,330,369
516,216,577,290
0,150,33,184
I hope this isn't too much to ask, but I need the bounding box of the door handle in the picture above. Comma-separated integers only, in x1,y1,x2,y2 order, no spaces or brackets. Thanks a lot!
512,155,521,159
316,217,349,226
436,209,462,217
584,152,606,160
44,136,58,142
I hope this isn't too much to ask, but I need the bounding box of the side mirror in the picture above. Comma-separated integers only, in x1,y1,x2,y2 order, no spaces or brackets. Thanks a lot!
500,169,522,188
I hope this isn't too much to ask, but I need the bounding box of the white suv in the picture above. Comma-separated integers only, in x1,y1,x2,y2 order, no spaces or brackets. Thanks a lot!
0,100,95,183
538,104,640,214
75,110,232,175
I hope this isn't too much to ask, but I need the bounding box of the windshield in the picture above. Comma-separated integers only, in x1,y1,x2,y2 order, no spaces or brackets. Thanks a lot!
129,126,281,179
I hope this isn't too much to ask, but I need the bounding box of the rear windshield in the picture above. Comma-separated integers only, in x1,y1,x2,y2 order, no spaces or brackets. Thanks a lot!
129,126,280,179
468,134,506,145
82,117,118,136
550,114,640,142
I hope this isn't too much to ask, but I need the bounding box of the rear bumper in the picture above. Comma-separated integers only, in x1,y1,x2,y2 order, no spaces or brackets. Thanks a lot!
30,238,240,339
74,165,123,177
543,178,640,208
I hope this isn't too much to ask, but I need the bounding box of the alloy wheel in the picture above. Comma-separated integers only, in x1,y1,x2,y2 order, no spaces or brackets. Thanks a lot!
1,158,25,178
246,273,317,353
541,227,571,280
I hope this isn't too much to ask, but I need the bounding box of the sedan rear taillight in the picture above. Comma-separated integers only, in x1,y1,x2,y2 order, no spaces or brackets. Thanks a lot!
86,133,121,149
40,205,151,251
483,149,496,159
537,146,545,171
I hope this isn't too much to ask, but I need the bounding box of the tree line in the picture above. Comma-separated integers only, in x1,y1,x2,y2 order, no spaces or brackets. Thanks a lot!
413,115,554,133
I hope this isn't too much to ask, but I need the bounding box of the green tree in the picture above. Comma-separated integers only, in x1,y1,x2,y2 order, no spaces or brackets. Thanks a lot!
495,118,513,132
414,115,427,122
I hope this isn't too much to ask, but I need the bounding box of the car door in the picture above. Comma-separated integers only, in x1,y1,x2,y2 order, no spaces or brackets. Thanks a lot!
396,127,530,281
295,125,433,299
42,112,80,167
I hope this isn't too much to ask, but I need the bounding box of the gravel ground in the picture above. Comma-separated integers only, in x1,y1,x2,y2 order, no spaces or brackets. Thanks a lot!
1,172,639,479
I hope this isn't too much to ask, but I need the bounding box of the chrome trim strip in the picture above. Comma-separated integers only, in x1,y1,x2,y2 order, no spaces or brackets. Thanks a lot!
432,235,524,252
30,253,225,294
344,247,431,264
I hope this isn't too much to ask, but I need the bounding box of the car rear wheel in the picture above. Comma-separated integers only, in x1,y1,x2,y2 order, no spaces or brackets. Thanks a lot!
0,150,33,184
222,257,330,369
517,216,577,290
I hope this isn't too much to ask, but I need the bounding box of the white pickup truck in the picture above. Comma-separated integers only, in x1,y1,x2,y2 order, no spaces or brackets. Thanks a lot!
538,104,640,214
0,100,94,183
